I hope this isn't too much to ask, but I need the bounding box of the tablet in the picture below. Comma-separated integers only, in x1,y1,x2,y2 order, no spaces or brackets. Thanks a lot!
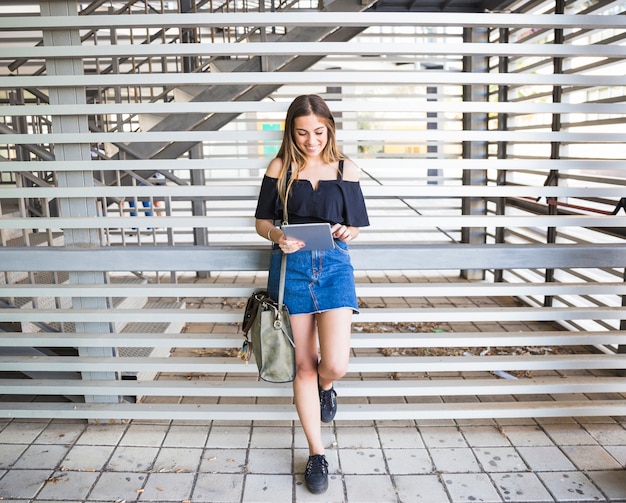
282,223,334,251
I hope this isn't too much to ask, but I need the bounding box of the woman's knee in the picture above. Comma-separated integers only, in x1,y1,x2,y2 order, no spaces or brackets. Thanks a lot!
295,361,319,381
319,360,348,381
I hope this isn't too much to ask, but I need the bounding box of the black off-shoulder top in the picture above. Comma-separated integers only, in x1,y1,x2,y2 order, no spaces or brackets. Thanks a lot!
254,163,370,227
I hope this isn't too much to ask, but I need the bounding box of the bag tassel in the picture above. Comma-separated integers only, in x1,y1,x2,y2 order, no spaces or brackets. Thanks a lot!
238,337,251,363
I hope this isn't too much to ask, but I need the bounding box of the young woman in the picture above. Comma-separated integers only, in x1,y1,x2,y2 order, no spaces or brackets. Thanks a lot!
254,95,369,494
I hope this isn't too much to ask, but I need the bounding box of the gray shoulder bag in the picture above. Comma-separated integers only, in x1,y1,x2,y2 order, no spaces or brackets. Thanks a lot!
239,180,296,383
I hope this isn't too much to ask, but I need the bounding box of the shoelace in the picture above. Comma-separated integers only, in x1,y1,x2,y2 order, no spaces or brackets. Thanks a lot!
306,454,328,476
320,388,336,409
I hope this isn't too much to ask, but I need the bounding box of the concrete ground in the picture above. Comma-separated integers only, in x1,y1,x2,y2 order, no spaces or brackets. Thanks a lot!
0,414,625,502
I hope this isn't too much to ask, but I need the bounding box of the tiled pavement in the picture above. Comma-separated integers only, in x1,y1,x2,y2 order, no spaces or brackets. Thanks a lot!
0,414,625,502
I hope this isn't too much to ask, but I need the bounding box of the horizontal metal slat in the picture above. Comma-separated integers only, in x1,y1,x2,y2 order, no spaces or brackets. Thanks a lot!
1,71,624,90
4,185,626,199
0,247,271,272
2,244,624,271
1,306,624,324
0,400,624,421
3,128,625,145
0,354,622,373
0,332,244,348
2,281,625,298
1,215,625,230
351,331,626,348
8,41,625,59
1,376,624,397
339,377,626,396
1,330,624,348
0,355,248,373
2,12,624,30
5,101,626,117
348,354,626,372
2,158,624,173
356,307,626,323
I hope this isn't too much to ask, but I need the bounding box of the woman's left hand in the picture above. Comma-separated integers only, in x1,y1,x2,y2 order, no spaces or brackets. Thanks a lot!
278,234,304,254
331,223,355,242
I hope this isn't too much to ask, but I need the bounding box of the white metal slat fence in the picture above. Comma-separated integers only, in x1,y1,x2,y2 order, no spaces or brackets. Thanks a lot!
0,6,625,420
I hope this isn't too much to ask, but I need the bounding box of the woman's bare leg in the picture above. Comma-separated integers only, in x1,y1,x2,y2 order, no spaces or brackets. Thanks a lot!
291,308,352,453
316,308,353,391
291,313,324,455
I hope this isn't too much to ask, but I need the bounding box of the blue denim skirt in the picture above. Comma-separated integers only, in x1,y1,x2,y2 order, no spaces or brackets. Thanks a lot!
267,240,358,315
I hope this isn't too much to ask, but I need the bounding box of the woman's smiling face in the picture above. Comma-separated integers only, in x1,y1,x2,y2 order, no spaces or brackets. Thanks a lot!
293,114,328,158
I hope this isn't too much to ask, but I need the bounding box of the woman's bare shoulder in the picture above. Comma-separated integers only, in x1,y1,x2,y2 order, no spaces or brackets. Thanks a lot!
265,158,283,178
341,158,361,182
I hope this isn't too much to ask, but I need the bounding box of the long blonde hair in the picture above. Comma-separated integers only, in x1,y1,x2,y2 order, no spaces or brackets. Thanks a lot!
276,95,343,210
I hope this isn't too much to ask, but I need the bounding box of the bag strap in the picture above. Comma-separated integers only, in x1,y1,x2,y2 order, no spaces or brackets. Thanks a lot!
278,254,287,309
278,167,291,310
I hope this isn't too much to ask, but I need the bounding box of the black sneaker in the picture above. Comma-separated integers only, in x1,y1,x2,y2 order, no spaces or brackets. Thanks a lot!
305,454,329,494
319,385,337,423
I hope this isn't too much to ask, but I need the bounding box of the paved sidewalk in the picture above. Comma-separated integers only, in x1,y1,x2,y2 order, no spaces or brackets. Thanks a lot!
0,414,625,502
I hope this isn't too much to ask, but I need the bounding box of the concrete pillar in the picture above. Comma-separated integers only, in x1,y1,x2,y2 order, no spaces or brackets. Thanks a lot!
40,0,118,406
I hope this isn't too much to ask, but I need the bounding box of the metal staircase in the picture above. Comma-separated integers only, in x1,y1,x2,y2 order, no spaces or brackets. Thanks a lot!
125,0,380,161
